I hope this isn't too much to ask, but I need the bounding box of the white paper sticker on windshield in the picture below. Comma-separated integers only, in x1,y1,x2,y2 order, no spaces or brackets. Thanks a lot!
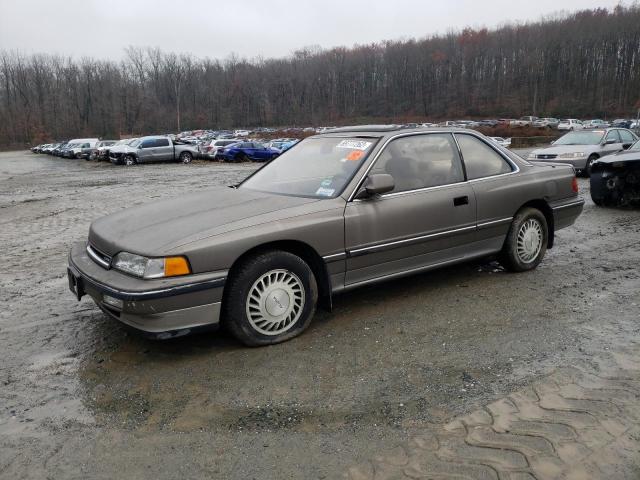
315,187,335,197
336,140,372,150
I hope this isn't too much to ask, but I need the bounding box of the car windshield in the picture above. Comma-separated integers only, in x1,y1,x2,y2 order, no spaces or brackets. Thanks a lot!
128,139,140,147
554,131,605,146
240,136,377,198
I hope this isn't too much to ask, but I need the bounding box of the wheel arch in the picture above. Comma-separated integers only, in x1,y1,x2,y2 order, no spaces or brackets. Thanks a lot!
515,199,555,248
224,240,333,312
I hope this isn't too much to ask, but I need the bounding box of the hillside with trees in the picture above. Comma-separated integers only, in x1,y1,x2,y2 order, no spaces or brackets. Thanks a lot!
1,4,639,146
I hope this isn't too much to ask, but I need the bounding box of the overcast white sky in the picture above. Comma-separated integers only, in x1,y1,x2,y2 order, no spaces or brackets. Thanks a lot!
0,0,625,60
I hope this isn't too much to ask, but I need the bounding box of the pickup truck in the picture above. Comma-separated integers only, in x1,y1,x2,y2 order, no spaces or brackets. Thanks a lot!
109,136,200,166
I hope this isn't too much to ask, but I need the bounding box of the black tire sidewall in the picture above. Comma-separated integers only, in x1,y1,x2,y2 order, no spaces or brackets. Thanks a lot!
501,208,548,272
585,154,599,177
223,251,318,346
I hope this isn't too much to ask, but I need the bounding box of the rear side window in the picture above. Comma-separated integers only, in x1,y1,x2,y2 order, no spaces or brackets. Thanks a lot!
455,134,513,180
154,138,170,147
619,130,636,143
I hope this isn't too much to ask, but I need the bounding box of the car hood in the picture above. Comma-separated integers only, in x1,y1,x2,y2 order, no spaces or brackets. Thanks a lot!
88,187,321,256
532,145,600,155
597,149,640,164
109,145,136,154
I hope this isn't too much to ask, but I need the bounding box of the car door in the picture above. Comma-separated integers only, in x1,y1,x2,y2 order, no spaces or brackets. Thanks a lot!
344,133,477,286
619,129,638,150
137,139,155,162
602,130,623,156
454,133,523,251
153,138,173,161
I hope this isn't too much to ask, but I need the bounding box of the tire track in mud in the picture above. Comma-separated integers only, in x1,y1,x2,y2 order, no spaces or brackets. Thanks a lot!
345,348,640,479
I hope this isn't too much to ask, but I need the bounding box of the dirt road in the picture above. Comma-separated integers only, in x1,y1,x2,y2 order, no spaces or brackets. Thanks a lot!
1,150,638,479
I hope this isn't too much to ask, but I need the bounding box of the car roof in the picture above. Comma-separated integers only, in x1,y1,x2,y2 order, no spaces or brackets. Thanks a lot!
315,125,474,138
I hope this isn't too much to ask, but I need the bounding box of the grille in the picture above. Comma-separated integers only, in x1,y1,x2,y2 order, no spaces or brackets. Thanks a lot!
537,154,557,160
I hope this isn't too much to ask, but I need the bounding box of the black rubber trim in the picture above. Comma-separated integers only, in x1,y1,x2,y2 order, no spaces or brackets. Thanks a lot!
68,255,225,301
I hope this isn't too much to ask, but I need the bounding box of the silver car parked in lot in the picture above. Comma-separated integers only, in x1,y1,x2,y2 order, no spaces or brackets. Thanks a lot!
527,128,638,176
68,126,584,345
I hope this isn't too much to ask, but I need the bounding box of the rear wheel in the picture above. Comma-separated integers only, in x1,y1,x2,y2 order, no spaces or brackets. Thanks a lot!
179,151,193,164
499,207,548,272
223,251,318,346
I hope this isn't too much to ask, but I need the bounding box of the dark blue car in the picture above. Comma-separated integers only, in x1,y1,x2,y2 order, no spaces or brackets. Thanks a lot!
217,142,280,162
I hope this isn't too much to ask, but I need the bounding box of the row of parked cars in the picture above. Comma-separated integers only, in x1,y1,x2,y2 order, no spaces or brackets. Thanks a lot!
509,117,639,130
31,135,301,165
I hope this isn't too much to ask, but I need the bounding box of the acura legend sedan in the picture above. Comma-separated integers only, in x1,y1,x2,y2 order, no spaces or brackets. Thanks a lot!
68,126,584,345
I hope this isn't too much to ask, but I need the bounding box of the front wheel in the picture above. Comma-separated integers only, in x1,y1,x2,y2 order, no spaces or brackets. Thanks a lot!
123,154,136,166
499,207,548,272
584,154,599,177
223,251,318,346
179,151,193,164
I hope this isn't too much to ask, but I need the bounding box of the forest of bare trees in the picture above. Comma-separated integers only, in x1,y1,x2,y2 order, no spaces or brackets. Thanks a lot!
1,5,639,147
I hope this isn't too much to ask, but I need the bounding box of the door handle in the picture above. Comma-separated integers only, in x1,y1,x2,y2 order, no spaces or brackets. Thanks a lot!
453,196,469,206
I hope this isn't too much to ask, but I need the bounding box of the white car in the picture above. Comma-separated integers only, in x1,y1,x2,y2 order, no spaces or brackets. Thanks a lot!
490,137,512,148
201,139,240,160
557,119,584,131
583,119,610,129
511,116,539,127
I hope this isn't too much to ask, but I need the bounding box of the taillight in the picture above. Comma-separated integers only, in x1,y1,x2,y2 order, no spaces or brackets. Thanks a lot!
572,176,579,193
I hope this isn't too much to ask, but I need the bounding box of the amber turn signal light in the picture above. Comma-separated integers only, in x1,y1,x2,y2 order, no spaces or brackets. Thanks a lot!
164,257,191,277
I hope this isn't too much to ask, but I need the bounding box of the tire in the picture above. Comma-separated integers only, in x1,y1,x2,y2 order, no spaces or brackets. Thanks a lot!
499,207,548,272
123,154,136,166
223,251,318,346
179,151,193,164
584,154,599,177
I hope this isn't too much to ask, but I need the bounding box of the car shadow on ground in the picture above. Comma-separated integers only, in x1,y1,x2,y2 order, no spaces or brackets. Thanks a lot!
83,257,506,359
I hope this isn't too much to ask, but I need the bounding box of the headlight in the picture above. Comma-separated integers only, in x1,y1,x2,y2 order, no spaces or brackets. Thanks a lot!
112,252,191,279
558,152,586,159
527,153,537,160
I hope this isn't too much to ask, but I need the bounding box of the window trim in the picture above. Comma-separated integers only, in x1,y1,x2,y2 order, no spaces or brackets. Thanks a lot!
453,133,520,183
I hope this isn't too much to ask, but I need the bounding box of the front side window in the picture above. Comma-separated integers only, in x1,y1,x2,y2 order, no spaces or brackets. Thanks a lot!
370,134,464,193
605,130,621,143
140,139,155,148
241,136,376,198
455,134,513,179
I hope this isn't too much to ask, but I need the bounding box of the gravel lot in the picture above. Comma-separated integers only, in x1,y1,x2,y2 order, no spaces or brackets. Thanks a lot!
1,150,639,479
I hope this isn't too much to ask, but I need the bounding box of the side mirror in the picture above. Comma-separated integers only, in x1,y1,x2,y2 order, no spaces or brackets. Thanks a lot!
604,139,617,145
355,174,395,199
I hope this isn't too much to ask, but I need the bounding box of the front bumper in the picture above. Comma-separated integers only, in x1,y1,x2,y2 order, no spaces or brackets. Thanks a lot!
67,241,226,338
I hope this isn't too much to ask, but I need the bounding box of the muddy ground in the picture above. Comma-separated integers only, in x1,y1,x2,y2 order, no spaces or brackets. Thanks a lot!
0,150,638,479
